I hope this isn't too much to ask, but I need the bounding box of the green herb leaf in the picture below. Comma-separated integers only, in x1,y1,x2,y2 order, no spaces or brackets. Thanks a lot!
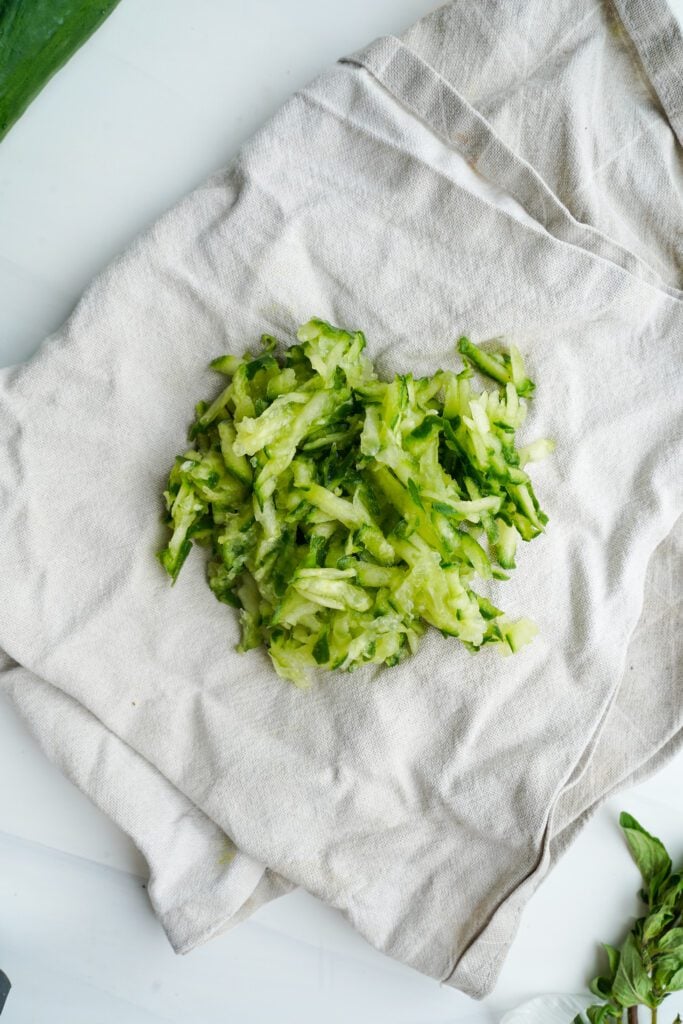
586,1004,621,1024
612,933,655,1008
643,909,675,943
603,943,621,980
660,873,683,907
619,812,672,902
657,927,683,955
589,975,613,999
653,953,683,990
669,966,683,991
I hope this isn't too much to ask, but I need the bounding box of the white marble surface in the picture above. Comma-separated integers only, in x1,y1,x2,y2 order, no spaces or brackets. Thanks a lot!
0,2,681,1021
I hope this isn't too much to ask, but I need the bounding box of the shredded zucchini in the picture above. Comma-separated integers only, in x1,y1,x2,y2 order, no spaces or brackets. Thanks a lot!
158,319,552,685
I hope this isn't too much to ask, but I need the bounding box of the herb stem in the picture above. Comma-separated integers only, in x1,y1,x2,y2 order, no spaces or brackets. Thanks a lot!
650,1008,656,1024
627,1010,638,1024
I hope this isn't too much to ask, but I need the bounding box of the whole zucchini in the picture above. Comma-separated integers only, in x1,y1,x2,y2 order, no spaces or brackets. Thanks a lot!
0,0,122,142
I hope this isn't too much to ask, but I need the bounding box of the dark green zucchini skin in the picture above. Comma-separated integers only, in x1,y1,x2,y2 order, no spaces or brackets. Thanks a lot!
0,0,122,142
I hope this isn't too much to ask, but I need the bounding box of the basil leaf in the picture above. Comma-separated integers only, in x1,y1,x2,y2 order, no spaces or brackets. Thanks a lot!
602,944,620,979
661,873,683,908
587,1005,622,1024
619,812,672,902
652,954,681,990
589,976,612,999
612,933,654,1008
643,909,675,943
657,927,683,955
669,966,683,991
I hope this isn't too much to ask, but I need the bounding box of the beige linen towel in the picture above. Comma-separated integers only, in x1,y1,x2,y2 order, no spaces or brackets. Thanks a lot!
1,0,681,996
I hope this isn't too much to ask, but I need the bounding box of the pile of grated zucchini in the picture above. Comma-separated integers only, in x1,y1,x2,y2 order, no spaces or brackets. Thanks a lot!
158,319,553,686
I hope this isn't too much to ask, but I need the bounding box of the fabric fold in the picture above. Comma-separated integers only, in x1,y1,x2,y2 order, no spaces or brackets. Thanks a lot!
346,35,682,296
0,661,288,953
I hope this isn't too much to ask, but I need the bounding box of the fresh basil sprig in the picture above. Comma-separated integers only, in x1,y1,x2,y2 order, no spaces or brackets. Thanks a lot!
574,813,683,1024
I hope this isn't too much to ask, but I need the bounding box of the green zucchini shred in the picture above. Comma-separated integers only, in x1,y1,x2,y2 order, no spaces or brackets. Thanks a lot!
158,320,552,686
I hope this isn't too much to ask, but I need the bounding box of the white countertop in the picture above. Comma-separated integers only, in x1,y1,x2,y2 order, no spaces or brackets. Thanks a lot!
1,3,681,1021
